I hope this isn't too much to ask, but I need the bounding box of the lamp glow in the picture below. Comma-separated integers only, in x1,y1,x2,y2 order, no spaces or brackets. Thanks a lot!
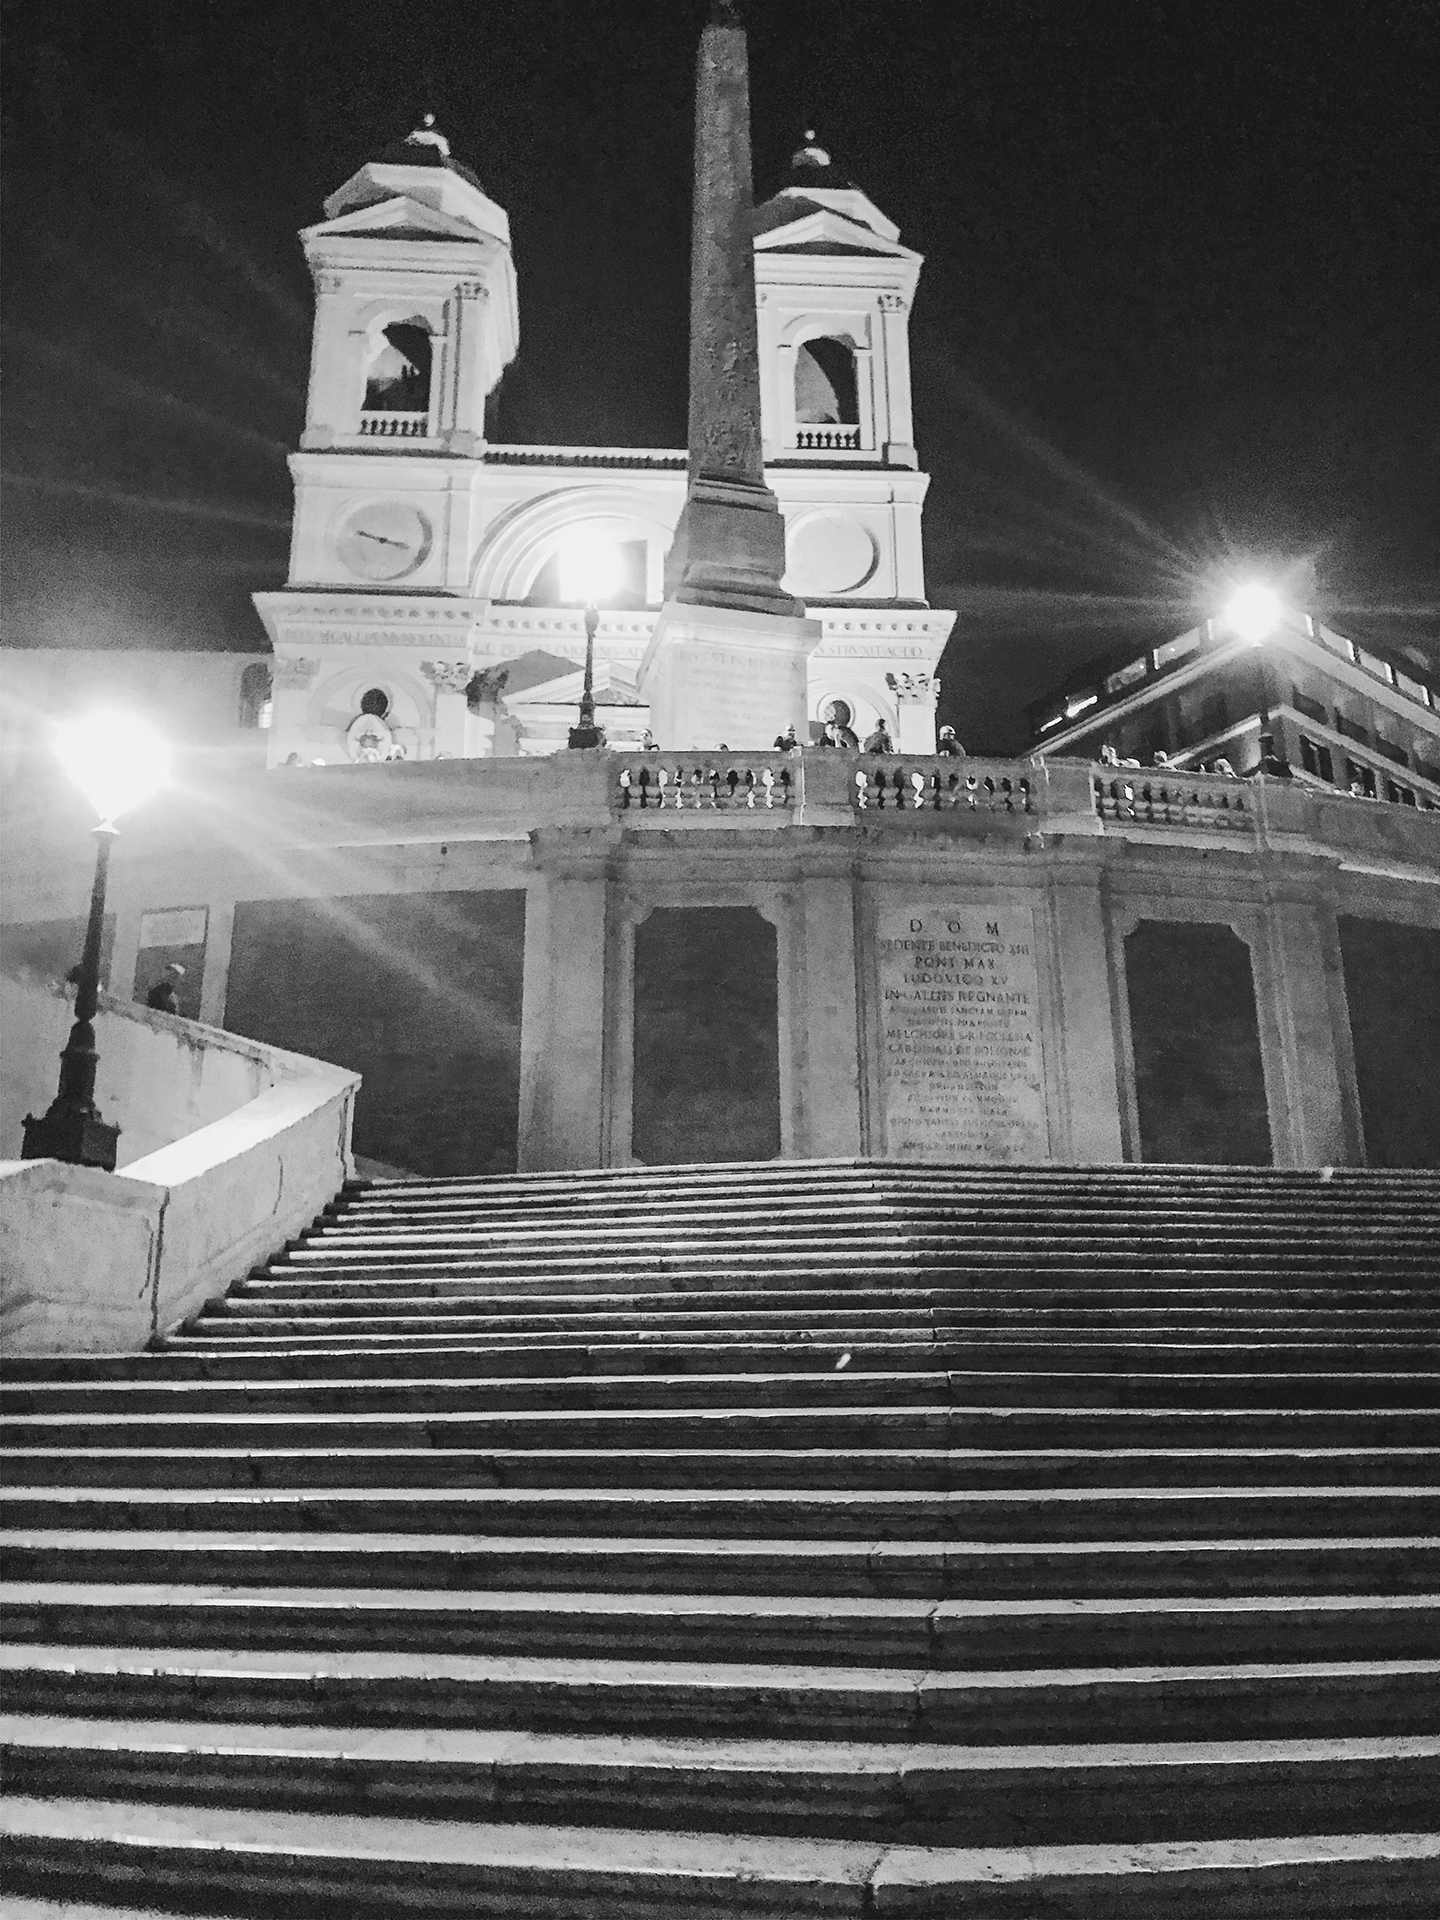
1223,582,1283,645
558,535,623,607
54,710,171,825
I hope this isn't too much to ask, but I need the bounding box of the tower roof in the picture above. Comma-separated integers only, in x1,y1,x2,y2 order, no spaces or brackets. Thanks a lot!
371,115,487,195
754,129,902,248
779,131,858,194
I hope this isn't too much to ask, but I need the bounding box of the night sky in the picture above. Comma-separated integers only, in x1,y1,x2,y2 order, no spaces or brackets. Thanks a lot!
3,0,1436,749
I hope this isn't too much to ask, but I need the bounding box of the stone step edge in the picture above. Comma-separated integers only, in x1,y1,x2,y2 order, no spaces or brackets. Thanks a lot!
5,1642,1438,1692
7,1712,1440,1775
6,1582,1438,1622
3,1794,1438,1894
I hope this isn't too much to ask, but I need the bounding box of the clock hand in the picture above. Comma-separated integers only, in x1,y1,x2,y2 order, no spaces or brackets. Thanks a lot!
357,530,408,546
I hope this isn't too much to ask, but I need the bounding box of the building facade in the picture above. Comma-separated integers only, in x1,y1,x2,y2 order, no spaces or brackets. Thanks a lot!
1029,605,1440,810
251,125,954,765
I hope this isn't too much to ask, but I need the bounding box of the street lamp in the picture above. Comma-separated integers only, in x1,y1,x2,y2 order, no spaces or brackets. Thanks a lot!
1222,581,1283,646
560,536,622,750
22,710,171,1172
1221,581,1288,776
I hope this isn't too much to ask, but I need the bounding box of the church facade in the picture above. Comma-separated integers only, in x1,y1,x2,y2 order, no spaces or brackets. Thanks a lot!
252,124,953,765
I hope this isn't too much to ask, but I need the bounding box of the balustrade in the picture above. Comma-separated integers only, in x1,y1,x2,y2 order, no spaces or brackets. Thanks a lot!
617,755,795,811
854,760,1035,816
358,411,429,439
792,426,862,452
1092,771,1254,831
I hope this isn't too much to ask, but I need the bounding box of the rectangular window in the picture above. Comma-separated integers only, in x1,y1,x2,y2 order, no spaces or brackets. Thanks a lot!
1346,759,1376,798
1334,713,1370,744
1152,631,1200,671
1395,670,1432,706
1356,647,1394,682
1374,736,1409,766
1299,736,1334,783
1104,658,1149,696
1290,687,1328,724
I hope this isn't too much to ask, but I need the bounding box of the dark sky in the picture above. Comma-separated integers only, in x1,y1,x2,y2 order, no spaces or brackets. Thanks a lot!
3,0,1437,749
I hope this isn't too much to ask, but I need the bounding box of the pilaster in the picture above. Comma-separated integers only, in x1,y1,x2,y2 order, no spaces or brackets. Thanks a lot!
1262,874,1364,1167
795,861,863,1157
518,826,617,1171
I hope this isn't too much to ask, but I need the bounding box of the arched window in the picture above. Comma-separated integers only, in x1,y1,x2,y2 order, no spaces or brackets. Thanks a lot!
238,662,273,729
794,337,858,426
363,323,432,413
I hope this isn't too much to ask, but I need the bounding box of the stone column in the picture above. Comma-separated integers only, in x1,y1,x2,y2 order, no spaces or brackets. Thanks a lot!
1262,882,1363,1166
447,280,489,456
517,827,616,1171
421,660,472,759
1046,860,1126,1163
888,671,938,754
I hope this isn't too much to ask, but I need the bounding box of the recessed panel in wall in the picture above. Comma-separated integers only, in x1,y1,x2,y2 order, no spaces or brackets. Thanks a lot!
876,905,1046,1163
1124,919,1271,1165
632,906,780,1166
225,889,525,1178
133,906,207,1019
1339,917,1440,1168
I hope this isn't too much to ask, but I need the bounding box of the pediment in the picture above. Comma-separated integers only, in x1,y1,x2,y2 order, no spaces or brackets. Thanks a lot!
754,205,918,263
303,196,490,246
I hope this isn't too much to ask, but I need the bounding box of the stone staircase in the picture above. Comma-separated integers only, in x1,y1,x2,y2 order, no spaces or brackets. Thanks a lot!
3,1159,1439,1916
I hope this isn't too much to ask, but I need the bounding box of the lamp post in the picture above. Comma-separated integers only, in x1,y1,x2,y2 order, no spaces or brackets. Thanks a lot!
1221,582,1290,777
21,710,171,1172
560,535,622,751
569,603,604,751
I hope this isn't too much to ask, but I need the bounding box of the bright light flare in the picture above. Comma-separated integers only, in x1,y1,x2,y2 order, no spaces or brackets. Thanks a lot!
53,709,171,825
558,534,623,606
1223,581,1283,644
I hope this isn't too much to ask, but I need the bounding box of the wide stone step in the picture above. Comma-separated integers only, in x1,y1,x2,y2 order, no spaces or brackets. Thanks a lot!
6,1644,1439,1744
5,1529,1436,1599
8,1365,1439,1413
8,1797,1437,1919
6,1482,1438,1544
6,1716,1438,1848
6,1585,1437,1671
8,1444,1437,1493
228,1278,1440,1317
181,1309,1440,1350
8,1403,1437,1452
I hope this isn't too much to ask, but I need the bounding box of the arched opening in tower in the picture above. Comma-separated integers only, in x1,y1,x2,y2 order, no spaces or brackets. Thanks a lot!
363,322,432,413
794,337,859,425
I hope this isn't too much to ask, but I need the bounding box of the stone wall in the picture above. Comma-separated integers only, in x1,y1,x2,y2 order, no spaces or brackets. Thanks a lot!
3,751,1437,1173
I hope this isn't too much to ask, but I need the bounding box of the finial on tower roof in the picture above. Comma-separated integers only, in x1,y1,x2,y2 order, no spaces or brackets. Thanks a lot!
404,112,450,158
791,129,832,170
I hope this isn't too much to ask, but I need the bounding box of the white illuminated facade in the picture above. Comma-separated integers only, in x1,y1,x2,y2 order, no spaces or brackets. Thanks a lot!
253,127,955,764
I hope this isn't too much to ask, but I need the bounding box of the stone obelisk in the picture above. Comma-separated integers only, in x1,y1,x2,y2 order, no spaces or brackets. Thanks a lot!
638,0,820,748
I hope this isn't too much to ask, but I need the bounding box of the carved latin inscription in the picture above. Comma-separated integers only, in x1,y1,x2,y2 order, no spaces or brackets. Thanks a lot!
877,905,1047,1163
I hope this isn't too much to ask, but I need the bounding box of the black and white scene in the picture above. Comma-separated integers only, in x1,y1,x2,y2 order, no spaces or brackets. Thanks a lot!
1,0,1438,1910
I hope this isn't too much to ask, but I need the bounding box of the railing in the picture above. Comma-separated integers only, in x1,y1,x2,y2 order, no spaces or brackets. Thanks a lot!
1092,771,1254,831
618,755,795,811
854,761,1035,815
358,411,429,439
793,426,862,452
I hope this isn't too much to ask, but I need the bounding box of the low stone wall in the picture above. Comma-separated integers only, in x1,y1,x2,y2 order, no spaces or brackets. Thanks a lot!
0,975,265,1166
0,979,358,1354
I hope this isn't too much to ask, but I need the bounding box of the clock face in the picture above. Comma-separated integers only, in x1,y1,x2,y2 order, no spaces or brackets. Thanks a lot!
336,501,432,581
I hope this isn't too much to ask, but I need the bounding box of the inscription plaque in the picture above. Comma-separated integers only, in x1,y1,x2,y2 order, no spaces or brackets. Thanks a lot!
877,905,1047,1163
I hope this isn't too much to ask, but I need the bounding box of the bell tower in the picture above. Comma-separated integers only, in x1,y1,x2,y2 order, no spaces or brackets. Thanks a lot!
254,119,519,769
299,116,518,457
753,134,921,470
